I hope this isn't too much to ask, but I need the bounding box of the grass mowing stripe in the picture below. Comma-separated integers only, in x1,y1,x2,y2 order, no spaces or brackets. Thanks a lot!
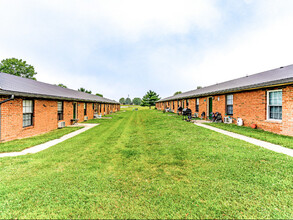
0,109,293,219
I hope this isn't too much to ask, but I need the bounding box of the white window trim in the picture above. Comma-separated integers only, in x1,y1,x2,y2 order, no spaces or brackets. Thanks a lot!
226,94,233,115
267,89,282,121
23,100,34,127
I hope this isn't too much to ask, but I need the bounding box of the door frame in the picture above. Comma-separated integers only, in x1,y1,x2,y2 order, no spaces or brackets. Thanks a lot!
207,97,213,120
73,102,77,119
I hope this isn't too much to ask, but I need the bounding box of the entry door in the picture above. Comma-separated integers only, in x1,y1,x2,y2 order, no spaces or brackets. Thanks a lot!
208,97,213,120
73,103,77,119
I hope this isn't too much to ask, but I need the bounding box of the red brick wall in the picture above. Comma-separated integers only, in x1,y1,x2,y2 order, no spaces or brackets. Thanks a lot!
233,86,293,136
282,86,293,136
106,104,109,115
188,98,195,114
102,103,105,115
77,102,85,122
0,97,120,142
212,95,226,117
156,85,293,136
233,90,267,129
63,101,74,125
87,102,94,120
1,98,59,142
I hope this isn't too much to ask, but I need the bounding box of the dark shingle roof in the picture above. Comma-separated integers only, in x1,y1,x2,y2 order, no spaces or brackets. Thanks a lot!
158,64,293,102
0,72,119,104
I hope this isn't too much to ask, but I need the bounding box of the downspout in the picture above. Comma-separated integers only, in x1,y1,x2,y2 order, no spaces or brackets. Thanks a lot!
0,95,15,142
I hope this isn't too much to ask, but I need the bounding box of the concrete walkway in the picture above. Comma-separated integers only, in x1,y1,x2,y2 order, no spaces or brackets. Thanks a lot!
194,122,293,157
0,123,99,158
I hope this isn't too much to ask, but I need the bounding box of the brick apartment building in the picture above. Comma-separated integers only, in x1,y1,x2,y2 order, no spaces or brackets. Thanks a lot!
156,65,293,136
0,72,120,142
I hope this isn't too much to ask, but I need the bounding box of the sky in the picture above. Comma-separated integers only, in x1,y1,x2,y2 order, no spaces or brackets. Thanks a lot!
1,0,293,101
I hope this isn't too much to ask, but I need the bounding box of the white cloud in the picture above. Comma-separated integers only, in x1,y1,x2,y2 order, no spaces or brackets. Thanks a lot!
149,0,293,97
31,0,222,40
1,0,293,100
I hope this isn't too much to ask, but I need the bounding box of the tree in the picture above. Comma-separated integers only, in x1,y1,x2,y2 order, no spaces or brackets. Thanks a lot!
132,97,142,105
197,86,202,89
125,97,131,105
96,93,103,97
78,87,92,94
141,90,160,108
173,91,182,96
119,98,125,104
57,83,67,88
0,58,37,80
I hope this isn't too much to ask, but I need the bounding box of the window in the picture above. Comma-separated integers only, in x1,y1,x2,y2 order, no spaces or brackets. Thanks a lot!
267,90,282,120
173,101,175,109
196,98,199,112
93,103,95,110
186,99,189,107
23,100,33,127
57,101,63,120
84,103,87,115
226,94,233,115
183,100,185,108
104,104,105,112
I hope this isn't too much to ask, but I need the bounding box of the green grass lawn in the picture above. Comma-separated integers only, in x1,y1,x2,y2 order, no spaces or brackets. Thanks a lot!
1,110,293,219
0,127,83,153
121,105,154,110
205,122,293,149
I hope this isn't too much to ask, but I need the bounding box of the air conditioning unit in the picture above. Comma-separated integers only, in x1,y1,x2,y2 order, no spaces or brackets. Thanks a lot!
224,117,232,124
58,121,65,129
237,118,243,126
84,116,88,121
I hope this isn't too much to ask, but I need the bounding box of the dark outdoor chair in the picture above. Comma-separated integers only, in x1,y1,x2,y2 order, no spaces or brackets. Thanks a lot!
201,111,205,119
212,112,223,123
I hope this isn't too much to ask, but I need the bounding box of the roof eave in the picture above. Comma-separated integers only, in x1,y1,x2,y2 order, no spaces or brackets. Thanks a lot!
157,80,293,102
0,90,119,104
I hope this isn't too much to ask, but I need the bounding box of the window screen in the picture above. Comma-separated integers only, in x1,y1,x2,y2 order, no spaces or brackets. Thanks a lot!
226,95,233,115
268,91,282,120
23,100,33,127
58,101,63,120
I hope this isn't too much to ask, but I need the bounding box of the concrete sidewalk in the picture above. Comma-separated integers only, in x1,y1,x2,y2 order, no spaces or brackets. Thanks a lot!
194,122,293,157
0,123,99,158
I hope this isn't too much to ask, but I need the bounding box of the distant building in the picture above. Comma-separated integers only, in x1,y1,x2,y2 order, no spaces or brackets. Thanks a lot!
156,65,293,136
0,72,120,142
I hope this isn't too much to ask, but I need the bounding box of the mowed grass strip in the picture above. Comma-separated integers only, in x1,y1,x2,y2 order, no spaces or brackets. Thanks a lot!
0,126,83,153
0,110,293,219
205,122,293,149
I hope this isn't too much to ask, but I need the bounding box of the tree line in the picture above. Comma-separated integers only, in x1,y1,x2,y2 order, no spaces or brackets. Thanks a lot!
119,90,160,107
119,97,142,105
